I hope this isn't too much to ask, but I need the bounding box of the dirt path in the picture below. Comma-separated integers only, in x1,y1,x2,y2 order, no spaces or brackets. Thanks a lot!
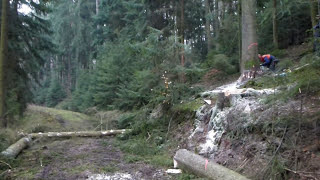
9,137,172,180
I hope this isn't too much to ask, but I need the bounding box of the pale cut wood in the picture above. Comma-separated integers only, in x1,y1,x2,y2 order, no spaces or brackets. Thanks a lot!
174,149,250,180
28,129,129,138
1,137,32,158
1,129,130,158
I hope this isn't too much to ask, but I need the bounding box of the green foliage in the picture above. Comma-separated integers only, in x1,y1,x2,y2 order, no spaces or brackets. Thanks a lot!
116,138,159,156
244,59,259,69
270,49,287,59
33,78,50,105
4,0,54,119
269,157,287,180
174,65,206,84
113,70,159,111
117,113,136,129
11,105,98,135
148,154,173,167
91,28,179,111
46,79,66,107
205,52,236,75
259,54,320,100
172,99,203,113
176,173,198,180
115,131,173,168
276,58,293,70
218,14,240,56
167,84,203,106
289,61,320,96
100,165,119,173
0,129,16,152
65,70,95,112
257,0,311,50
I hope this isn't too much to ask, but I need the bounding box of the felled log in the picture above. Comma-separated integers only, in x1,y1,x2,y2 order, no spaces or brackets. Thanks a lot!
1,129,130,158
1,137,32,158
28,129,130,138
174,149,250,180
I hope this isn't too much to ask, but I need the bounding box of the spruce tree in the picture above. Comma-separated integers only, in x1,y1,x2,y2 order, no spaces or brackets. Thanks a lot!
0,0,8,127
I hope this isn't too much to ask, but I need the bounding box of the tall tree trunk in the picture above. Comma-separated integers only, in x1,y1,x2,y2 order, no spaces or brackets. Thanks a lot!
180,0,185,67
273,0,279,49
96,0,100,30
310,0,318,36
96,0,99,15
319,0,320,16
241,0,258,73
214,0,220,51
0,0,8,127
205,0,213,52
220,1,226,23
67,55,72,96
238,0,242,72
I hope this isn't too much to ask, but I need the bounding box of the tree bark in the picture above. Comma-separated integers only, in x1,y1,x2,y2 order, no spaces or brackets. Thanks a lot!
214,0,220,51
205,0,213,52
273,0,279,49
174,149,250,180
180,0,185,67
240,0,258,74
238,0,242,72
96,0,100,30
67,55,72,96
1,137,32,158
310,0,318,36
96,0,99,15
0,0,8,127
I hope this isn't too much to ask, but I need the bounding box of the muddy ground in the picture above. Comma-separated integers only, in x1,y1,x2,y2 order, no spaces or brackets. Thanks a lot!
6,137,173,180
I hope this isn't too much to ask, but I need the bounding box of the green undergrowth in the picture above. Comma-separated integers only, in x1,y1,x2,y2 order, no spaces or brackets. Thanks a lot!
172,99,203,113
112,101,200,177
114,109,174,168
244,54,320,104
28,105,90,123
19,105,99,133
114,137,173,168
0,155,22,179
0,104,99,177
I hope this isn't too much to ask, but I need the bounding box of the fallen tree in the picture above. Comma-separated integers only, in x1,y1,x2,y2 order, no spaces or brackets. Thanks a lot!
1,137,32,158
174,149,250,180
28,129,129,138
1,129,130,158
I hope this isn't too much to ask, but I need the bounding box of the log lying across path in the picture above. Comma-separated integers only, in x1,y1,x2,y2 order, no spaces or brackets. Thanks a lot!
28,129,129,138
1,129,130,158
174,149,250,180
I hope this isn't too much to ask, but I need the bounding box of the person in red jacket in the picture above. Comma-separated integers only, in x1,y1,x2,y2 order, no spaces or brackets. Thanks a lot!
258,54,279,71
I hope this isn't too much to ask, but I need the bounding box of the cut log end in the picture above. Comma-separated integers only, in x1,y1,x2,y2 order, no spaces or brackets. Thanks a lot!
174,149,250,180
1,137,32,158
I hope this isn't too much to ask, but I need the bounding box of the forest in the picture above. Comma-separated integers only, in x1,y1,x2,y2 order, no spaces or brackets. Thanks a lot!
0,0,320,179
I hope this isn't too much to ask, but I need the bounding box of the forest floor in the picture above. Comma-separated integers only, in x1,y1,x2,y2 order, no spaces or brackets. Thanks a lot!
10,137,171,180
1,106,174,180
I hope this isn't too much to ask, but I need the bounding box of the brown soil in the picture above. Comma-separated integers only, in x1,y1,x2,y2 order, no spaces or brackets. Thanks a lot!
6,137,172,180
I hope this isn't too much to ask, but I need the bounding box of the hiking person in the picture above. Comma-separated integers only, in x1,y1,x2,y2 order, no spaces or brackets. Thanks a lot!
258,54,279,71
